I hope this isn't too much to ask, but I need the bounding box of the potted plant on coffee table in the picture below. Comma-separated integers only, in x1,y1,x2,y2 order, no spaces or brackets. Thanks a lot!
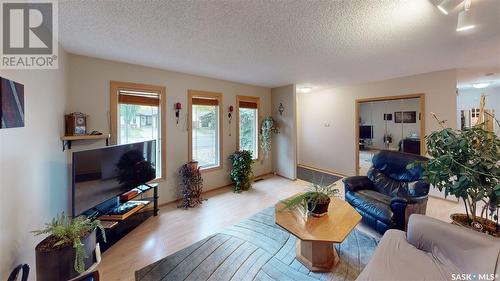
229,150,254,192
408,112,500,237
33,213,106,281
281,182,340,217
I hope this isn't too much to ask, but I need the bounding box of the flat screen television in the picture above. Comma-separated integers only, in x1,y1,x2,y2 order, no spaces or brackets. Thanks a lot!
359,125,373,139
72,140,156,217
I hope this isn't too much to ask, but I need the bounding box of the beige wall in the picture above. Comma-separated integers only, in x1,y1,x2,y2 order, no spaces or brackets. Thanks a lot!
67,54,272,204
271,85,297,180
0,48,69,279
297,69,457,176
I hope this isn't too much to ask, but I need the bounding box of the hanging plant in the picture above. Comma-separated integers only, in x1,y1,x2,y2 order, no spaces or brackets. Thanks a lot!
229,150,254,192
260,116,279,158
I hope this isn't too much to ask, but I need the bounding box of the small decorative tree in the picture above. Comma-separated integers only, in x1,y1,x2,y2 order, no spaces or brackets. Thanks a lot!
229,150,254,192
408,111,499,236
178,161,204,209
260,116,279,158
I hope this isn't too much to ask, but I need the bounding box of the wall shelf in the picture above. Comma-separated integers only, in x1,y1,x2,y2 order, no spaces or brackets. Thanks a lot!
60,134,110,151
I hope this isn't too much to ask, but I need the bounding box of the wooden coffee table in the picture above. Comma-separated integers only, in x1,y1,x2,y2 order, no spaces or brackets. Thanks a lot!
275,196,361,272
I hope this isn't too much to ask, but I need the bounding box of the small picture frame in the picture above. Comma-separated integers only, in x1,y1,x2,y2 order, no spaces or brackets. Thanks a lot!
383,113,392,121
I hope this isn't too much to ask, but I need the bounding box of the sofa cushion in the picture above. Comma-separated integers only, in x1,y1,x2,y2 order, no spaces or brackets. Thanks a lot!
345,190,393,224
356,230,454,281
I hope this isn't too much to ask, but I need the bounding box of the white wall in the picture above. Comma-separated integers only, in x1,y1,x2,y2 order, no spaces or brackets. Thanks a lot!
457,86,500,135
67,54,272,204
0,49,69,279
271,85,297,180
297,69,457,176
359,98,421,149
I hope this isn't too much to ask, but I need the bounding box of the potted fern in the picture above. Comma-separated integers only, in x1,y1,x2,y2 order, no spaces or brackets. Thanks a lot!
33,213,106,281
281,182,340,217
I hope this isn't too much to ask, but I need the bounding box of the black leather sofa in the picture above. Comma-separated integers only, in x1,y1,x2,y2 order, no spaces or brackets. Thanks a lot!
343,150,429,234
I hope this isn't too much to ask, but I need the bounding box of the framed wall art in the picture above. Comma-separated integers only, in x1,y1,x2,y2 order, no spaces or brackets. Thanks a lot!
0,77,25,129
394,111,416,123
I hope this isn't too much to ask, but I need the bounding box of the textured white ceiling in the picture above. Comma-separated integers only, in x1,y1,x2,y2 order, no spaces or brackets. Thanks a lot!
59,0,500,88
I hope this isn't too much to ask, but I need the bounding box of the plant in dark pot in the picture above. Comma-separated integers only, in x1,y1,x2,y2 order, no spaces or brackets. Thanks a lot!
281,182,340,217
229,150,254,192
408,110,500,237
33,213,106,281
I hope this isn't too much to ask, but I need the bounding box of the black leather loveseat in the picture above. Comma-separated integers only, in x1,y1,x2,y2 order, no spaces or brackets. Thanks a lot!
343,150,429,234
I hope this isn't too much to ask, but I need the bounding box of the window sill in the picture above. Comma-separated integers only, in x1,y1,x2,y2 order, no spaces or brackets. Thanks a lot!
200,165,223,173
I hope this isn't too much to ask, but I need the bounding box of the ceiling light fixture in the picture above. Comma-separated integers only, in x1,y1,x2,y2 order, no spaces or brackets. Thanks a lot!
299,86,312,93
436,0,461,15
472,82,490,89
456,0,475,32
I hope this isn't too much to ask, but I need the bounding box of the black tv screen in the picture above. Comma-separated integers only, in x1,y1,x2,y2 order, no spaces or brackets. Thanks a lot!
72,140,156,216
359,125,373,139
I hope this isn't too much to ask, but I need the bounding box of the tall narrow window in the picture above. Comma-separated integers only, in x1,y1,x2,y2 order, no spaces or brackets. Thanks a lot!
237,96,260,160
110,81,166,180
188,90,223,170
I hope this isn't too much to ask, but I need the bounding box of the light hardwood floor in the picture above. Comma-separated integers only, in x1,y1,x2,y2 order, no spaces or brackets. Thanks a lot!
98,175,463,281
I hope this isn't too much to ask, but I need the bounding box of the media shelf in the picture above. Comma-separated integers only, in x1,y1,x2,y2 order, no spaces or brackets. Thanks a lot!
82,183,159,252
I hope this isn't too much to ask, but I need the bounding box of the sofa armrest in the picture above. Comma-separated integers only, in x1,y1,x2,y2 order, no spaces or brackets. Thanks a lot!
407,180,430,197
342,176,374,192
407,214,500,275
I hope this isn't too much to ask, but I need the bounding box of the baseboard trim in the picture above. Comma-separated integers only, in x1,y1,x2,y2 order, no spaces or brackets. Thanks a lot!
297,164,347,178
158,172,274,208
274,172,296,181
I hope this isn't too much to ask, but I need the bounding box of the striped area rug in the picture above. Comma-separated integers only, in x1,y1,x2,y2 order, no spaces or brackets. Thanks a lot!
136,207,378,281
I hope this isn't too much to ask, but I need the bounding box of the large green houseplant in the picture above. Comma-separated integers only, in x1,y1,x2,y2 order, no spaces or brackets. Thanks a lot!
229,150,254,192
33,213,106,280
408,113,500,236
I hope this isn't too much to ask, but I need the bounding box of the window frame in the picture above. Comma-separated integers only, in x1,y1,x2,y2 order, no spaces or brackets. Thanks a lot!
236,95,261,160
110,81,167,182
188,90,224,172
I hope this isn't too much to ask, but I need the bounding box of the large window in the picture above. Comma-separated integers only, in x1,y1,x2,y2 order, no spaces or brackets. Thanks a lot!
110,81,166,180
237,96,260,159
188,90,223,170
